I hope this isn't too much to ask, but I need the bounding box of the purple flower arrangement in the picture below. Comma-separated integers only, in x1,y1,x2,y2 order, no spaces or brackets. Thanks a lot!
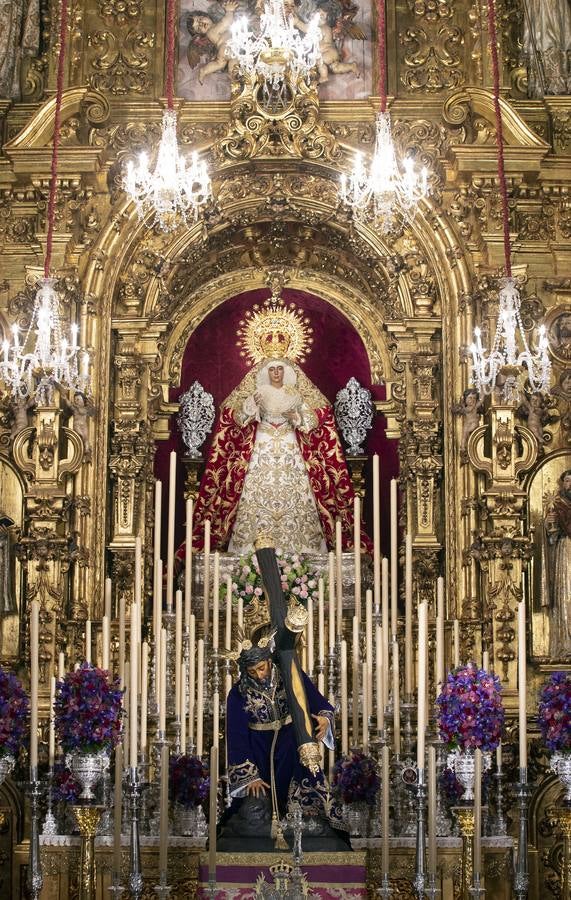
438,766,464,805
332,751,380,806
229,551,319,610
170,754,209,808
538,671,571,755
52,764,81,804
0,667,29,758
54,663,123,754
437,662,504,752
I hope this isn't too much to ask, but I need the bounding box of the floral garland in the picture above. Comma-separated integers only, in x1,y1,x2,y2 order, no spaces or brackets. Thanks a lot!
332,751,380,806
437,662,504,752
538,671,571,755
0,667,29,758
170,754,210,808
228,550,320,609
54,663,123,754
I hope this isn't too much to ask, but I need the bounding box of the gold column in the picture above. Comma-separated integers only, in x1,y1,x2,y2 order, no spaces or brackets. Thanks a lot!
72,807,103,900
454,806,474,900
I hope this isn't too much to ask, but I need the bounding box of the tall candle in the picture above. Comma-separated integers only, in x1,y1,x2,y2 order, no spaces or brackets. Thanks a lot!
382,744,390,875
58,651,65,680
175,591,182,718
390,479,398,638
428,744,437,876
189,614,196,744
365,589,373,708
212,551,220,651
352,615,359,742
140,641,148,755
373,454,381,613
153,559,162,696
102,615,110,672
340,640,348,754
496,741,502,771
159,742,169,876
185,497,193,631
417,602,428,769
130,603,138,769
404,533,413,696
328,552,335,651
362,660,369,753
453,619,460,668
180,660,187,752
353,495,362,624
48,675,56,768
392,639,401,755
307,595,314,677
376,624,384,730
134,536,142,606
381,558,389,708
85,619,92,663
518,599,527,769
225,575,232,651
196,638,205,756
335,520,343,634
318,579,325,665
30,599,39,774
482,649,489,672
104,577,112,620
153,479,162,564
208,745,218,881
159,628,167,734
166,451,177,612
474,748,482,876
212,690,219,751
123,662,130,763
436,577,445,694
119,596,126,689
203,520,211,635
113,743,123,878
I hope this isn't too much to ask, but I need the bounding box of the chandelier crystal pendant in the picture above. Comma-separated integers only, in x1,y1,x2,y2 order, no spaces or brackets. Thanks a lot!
469,0,551,401
0,0,90,406
227,0,321,91
123,0,211,231
340,111,428,231
470,277,551,399
124,109,211,231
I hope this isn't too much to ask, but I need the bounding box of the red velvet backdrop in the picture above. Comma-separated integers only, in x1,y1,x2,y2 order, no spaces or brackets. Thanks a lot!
154,288,399,557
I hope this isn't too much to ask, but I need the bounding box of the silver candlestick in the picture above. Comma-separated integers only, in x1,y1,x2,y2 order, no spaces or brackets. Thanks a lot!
514,768,532,900
27,771,43,900
413,768,427,899
127,766,144,899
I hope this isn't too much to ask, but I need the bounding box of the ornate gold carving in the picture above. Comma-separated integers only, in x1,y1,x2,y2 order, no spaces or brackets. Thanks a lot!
400,19,464,93
87,30,155,95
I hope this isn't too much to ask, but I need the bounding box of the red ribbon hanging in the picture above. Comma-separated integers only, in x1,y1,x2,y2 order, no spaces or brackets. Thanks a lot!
44,0,69,278
376,0,387,113
165,0,176,111
485,0,512,277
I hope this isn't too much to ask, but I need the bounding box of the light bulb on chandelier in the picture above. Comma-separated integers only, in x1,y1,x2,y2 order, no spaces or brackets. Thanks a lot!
0,0,90,406
468,0,551,402
123,0,211,232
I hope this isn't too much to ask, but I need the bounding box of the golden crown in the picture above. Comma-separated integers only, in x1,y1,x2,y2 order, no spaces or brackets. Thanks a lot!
237,295,313,366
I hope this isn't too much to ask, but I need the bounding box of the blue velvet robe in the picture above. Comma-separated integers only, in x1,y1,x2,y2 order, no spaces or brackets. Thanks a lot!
227,665,334,816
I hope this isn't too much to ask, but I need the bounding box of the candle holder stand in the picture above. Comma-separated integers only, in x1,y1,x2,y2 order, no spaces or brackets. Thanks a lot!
163,608,176,718
469,873,485,900
425,873,440,900
72,805,103,900
514,768,532,900
42,768,58,836
553,804,571,900
486,769,508,837
126,766,145,899
108,879,125,898
393,754,416,837
150,733,169,837
378,875,393,898
207,875,217,897
413,767,427,899
98,761,113,835
27,773,43,900
153,873,172,899
401,698,416,761
327,648,337,701
453,806,474,900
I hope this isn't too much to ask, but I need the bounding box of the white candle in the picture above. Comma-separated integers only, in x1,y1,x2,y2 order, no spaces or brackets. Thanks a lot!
381,557,389,708
48,675,56,768
196,638,204,756
159,628,167,734
496,741,502,771
189,614,196,744
373,454,381,614
376,624,384,730
58,651,65,680
225,575,232,651
185,497,193,631
113,743,123,878
392,639,400,755
328,552,335,652
474,748,482,875
134,536,142,606
166,451,177,613
382,744,390,875
180,659,187,752
453,618,460,668
203,520,211,635
119,595,126,688
208,745,218,880
102,615,110,672
428,743,437,876
436,577,445,694
85,619,92,663
30,600,39,774
104,577,112,620
175,591,182,718
212,551,220,651
340,640,348,754
482,649,489,672
140,641,148,755
352,615,359,743
365,588,373,707
153,559,162,697
335,520,343,634
159,743,169,876
353,495,361,624
518,599,527,769
307,595,314,677
318,578,325,665
130,603,138,769
153,479,162,563
404,533,413,696
390,479,398,638
212,690,219,751
362,660,369,752
417,602,428,769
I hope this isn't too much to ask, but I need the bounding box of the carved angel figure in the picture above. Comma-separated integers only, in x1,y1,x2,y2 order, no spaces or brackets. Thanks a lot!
293,0,363,83
517,390,550,446
452,388,484,460
185,1,238,84
64,392,96,453
10,396,34,438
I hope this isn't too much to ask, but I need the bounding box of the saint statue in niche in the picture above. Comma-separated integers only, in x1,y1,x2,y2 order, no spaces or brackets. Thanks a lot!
541,467,571,659
180,293,371,555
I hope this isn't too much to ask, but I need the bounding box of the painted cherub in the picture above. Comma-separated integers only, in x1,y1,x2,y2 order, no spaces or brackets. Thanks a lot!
293,4,361,83
186,1,238,85
452,388,484,461
517,391,550,447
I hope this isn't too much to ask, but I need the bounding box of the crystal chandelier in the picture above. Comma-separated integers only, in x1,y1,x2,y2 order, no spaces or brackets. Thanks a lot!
340,111,428,230
469,0,551,401
470,277,551,399
0,278,89,403
0,0,90,406
123,0,211,231
124,109,211,231
227,0,321,90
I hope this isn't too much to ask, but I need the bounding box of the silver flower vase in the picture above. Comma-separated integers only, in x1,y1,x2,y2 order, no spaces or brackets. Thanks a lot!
67,750,109,801
551,753,571,802
447,750,491,802
343,801,370,837
174,802,207,836
0,753,15,786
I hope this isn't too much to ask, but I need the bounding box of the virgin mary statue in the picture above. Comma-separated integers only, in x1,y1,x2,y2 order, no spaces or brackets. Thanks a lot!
181,297,370,555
